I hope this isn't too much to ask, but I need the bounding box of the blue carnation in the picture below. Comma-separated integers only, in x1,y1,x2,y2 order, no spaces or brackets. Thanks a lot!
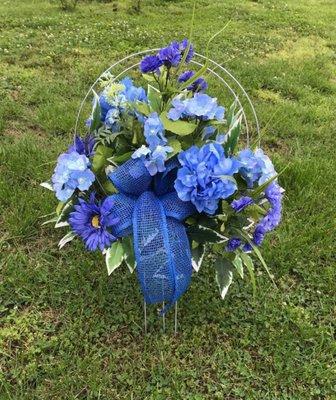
179,39,194,63
168,93,225,122
174,143,239,214
158,41,181,67
237,148,276,188
69,193,119,251
68,135,95,158
226,237,242,252
52,151,95,202
178,70,208,92
231,196,254,213
140,55,163,74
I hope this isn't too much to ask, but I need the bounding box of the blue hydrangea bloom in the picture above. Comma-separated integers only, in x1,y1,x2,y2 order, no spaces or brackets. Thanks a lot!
158,41,181,67
144,112,166,148
132,144,173,176
68,135,95,158
174,143,239,214
168,93,225,122
93,78,146,130
231,196,254,213
226,237,242,252
69,193,119,251
178,70,208,92
132,112,172,176
140,55,163,73
237,148,276,187
52,151,95,202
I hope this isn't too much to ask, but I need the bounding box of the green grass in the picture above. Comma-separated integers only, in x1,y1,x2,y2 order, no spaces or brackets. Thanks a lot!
1,0,336,398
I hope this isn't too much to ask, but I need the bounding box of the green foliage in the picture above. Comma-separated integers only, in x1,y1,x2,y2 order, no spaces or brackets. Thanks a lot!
57,0,78,11
105,241,124,275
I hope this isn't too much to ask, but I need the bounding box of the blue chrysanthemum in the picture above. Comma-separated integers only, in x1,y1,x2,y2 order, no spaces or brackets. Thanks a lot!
158,41,181,67
69,193,119,251
179,39,194,63
174,143,239,214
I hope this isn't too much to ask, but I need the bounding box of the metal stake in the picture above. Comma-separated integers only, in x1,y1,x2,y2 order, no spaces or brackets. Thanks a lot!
174,302,178,334
162,302,166,333
144,300,147,334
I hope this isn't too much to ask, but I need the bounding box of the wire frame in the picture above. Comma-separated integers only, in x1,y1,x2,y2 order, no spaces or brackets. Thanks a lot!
75,49,260,145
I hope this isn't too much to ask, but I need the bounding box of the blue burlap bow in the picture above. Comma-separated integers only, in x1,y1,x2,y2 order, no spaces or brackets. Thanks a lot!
108,157,195,312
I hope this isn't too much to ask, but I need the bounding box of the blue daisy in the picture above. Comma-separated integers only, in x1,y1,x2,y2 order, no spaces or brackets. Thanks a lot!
69,194,119,251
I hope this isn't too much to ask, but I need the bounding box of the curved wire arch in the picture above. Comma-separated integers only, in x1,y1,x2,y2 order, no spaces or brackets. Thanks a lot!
75,49,260,145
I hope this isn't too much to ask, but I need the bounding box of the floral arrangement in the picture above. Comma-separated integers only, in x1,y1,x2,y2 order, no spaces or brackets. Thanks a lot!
42,39,283,312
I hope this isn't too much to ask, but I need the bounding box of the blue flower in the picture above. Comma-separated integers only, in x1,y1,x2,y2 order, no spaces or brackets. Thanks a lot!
120,77,147,103
93,78,147,130
168,93,225,121
252,181,283,246
69,193,119,251
52,151,95,202
231,196,254,212
237,148,276,188
132,144,173,176
174,143,239,214
144,112,166,148
226,237,242,252
140,55,163,73
178,70,208,92
68,135,95,158
158,41,181,67
133,112,172,176
179,39,194,63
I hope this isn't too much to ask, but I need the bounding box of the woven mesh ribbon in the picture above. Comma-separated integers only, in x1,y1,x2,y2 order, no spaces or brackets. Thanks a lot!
109,158,195,312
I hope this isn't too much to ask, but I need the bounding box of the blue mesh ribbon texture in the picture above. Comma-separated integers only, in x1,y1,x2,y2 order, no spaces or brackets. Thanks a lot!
109,158,195,312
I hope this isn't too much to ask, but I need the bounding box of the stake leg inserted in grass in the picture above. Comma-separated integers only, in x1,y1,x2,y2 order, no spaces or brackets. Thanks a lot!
162,302,166,333
174,302,178,334
144,300,147,335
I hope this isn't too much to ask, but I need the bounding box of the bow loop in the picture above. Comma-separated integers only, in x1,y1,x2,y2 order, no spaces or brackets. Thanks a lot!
108,157,195,312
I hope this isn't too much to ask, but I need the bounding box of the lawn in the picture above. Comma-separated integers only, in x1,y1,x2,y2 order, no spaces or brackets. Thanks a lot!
0,0,335,398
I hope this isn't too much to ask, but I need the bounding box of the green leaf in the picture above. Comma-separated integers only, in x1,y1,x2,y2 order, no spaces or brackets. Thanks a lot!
240,252,256,297
90,91,102,133
92,144,114,174
188,225,227,244
142,73,156,82
134,101,151,117
122,237,136,273
105,241,125,276
108,151,133,165
58,231,76,249
167,137,182,158
215,258,234,299
41,215,58,226
160,113,197,136
238,230,276,286
40,181,53,191
232,254,244,279
147,84,161,113
191,243,205,272
224,112,242,155
55,201,73,228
